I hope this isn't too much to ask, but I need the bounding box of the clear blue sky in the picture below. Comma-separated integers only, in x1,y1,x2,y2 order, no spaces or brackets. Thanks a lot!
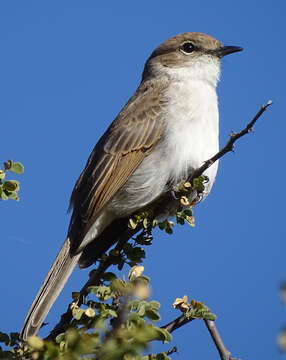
1,1,285,358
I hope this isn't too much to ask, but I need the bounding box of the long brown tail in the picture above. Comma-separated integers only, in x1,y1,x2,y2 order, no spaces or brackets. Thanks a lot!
20,238,81,341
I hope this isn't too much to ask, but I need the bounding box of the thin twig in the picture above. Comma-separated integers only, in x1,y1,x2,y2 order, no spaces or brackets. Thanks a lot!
204,320,240,360
161,313,195,333
166,346,178,356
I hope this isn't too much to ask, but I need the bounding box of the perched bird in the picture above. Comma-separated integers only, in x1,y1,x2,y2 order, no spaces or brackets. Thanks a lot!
20,32,242,340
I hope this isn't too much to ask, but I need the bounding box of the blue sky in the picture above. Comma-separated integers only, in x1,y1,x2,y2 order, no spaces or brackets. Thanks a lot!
1,1,285,358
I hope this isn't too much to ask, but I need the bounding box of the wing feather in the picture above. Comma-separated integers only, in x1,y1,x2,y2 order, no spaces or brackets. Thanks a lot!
68,80,169,249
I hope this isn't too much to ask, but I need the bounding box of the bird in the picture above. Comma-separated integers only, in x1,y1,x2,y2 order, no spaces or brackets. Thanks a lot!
20,32,242,340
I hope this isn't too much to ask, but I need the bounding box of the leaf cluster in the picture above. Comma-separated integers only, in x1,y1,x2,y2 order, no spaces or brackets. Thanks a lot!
0,160,24,201
1,268,174,360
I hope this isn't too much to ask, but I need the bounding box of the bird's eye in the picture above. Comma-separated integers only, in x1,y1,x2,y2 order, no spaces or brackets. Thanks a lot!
180,41,195,54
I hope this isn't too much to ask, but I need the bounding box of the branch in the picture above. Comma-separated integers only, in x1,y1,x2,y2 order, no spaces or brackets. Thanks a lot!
161,315,240,360
204,320,240,360
161,313,195,333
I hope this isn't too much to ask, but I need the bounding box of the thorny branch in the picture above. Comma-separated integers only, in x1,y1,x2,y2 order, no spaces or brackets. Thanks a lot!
46,101,272,358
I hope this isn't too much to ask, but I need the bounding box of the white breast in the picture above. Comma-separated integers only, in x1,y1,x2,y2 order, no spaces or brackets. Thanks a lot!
163,74,219,191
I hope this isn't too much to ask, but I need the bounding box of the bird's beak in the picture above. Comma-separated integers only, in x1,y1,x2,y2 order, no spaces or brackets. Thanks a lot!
215,45,243,58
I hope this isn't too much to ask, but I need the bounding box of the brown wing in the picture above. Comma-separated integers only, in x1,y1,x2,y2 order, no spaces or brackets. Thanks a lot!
68,80,169,251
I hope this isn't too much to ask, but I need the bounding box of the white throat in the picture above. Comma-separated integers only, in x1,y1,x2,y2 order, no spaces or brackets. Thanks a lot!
163,55,221,87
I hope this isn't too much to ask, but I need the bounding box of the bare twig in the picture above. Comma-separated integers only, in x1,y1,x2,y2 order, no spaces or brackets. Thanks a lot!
204,320,240,360
166,346,178,356
161,316,240,360
161,313,195,333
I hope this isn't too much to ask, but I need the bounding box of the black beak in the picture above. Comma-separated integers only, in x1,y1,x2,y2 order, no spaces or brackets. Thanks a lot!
215,45,243,58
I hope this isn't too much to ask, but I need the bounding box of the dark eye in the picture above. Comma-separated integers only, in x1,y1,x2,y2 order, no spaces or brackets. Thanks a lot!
180,41,195,54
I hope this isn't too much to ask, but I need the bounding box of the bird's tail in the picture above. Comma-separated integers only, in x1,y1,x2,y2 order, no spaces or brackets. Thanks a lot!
20,237,81,341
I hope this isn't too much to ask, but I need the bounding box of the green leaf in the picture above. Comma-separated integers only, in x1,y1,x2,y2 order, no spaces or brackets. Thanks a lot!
106,309,118,318
72,307,85,320
55,333,65,344
149,301,160,310
10,162,24,174
87,286,99,294
156,353,171,360
7,191,19,201
110,278,126,293
128,312,141,324
27,336,44,350
165,226,173,235
203,313,217,321
137,302,146,317
96,286,112,301
128,217,138,229
0,170,5,180
145,309,161,321
143,217,149,229
4,160,13,171
0,190,8,200
3,180,19,192
135,275,150,285
154,328,172,343
183,209,193,216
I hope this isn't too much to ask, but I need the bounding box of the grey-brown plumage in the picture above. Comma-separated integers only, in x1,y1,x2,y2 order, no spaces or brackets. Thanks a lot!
20,32,242,340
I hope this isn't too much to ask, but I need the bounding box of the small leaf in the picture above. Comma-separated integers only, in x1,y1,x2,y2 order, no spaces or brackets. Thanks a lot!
128,218,138,229
154,328,172,343
72,307,85,320
137,302,147,316
3,180,19,192
27,336,44,350
165,226,173,235
10,162,24,174
134,284,150,300
85,308,96,318
4,160,13,170
96,286,112,301
145,309,160,321
204,313,217,321
55,333,65,344
128,265,144,281
0,170,5,180
143,218,149,229
7,191,18,200
183,209,193,216
156,353,171,360
1,190,8,200
87,286,99,294
149,301,160,310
